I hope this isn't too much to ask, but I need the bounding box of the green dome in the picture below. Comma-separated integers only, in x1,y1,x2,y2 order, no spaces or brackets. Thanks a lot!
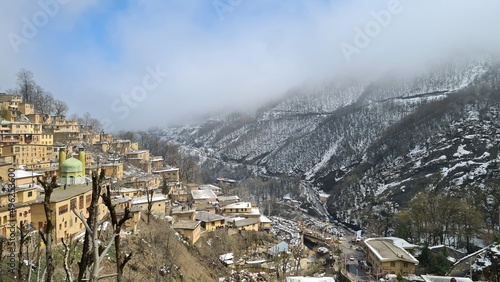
61,157,83,173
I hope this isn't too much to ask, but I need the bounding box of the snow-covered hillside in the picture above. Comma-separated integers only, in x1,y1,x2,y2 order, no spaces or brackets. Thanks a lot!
159,57,500,228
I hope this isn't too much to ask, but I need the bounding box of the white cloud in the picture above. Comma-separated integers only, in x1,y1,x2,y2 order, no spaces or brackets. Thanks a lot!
1,0,500,130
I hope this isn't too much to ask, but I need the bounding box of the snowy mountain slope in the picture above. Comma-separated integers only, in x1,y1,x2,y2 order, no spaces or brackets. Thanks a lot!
160,58,500,228
325,83,500,227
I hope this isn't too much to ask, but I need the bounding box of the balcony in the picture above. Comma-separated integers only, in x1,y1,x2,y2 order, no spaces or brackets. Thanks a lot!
0,135,20,143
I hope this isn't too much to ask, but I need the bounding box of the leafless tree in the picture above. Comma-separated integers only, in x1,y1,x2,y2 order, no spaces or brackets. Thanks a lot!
16,69,36,103
116,130,136,142
76,170,103,281
36,174,58,282
61,237,74,282
74,170,118,281
53,99,69,116
40,92,54,116
101,186,133,281
144,186,154,225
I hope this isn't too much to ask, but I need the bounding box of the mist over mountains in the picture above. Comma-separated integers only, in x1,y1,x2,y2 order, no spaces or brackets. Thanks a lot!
157,56,500,228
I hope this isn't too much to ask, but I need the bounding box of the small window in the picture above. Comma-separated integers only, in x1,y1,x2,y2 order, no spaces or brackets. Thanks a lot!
70,198,77,210
390,262,395,267
28,191,33,197
59,205,68,215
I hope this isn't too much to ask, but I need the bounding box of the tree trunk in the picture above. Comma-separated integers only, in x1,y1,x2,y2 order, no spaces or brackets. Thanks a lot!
37,175,57,282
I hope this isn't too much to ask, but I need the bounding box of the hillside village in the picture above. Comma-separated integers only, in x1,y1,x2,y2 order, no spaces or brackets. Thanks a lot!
0,91,499,281
0,91,278,240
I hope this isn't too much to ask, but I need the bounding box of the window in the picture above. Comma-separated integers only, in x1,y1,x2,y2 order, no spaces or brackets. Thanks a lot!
59,204,68,215
86,194,91,207
28,191,33,197
70,198,76,210
403,262,408,267
390,262,395,267
79,195,84,209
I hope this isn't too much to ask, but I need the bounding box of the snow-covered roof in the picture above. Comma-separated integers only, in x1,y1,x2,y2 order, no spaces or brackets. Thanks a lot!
364,237,419,264
198,184,221,191
223,202,251,210
131,195,165,205
260,215,272,223
286,277,335,282
14,170,42,179
234,218,259,227
191,189,217,200
421,276,472,282
217,195,239,201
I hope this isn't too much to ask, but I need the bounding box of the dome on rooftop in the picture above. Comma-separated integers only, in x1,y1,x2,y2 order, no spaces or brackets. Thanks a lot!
61,157,82,173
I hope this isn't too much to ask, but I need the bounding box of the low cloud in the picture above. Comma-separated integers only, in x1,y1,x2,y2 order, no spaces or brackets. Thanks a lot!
1,0,499,130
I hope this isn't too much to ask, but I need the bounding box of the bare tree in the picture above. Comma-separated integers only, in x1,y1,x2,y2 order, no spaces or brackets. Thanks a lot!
53,99,69,116
68,113,79,122
116,130,136,142
144,186,154,225
61,237,75,282
88,118,102,132
36,90,54,116
74,170,118,281
76,170,103,281
101,186,133,281
36,174,58,282
80,112,92,127
16,69,36,103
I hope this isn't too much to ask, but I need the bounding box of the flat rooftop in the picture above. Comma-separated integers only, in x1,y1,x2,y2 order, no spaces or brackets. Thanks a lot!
365,238,419,263
36,184,92,203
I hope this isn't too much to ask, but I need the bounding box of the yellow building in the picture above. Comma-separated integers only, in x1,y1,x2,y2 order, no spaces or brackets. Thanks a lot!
234,218,259,231
0,94,22,121
13,170,42,186
87,162,124,180
31,184,107,241
115,187,144,198
116,206,141,234
0,121,54,166
150,156,164,170
131,194,166,216
222,202,252,214
259,215,272,231
0,186,38,237
190,189,217,205
364,237,419,275
126,150,150,162
172,220,201,244
124,175,161,189
195,211,225,231
171,207,196,221
153,167,180,182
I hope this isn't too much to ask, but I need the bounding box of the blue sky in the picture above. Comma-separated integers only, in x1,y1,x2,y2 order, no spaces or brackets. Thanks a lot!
1,0,500,131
